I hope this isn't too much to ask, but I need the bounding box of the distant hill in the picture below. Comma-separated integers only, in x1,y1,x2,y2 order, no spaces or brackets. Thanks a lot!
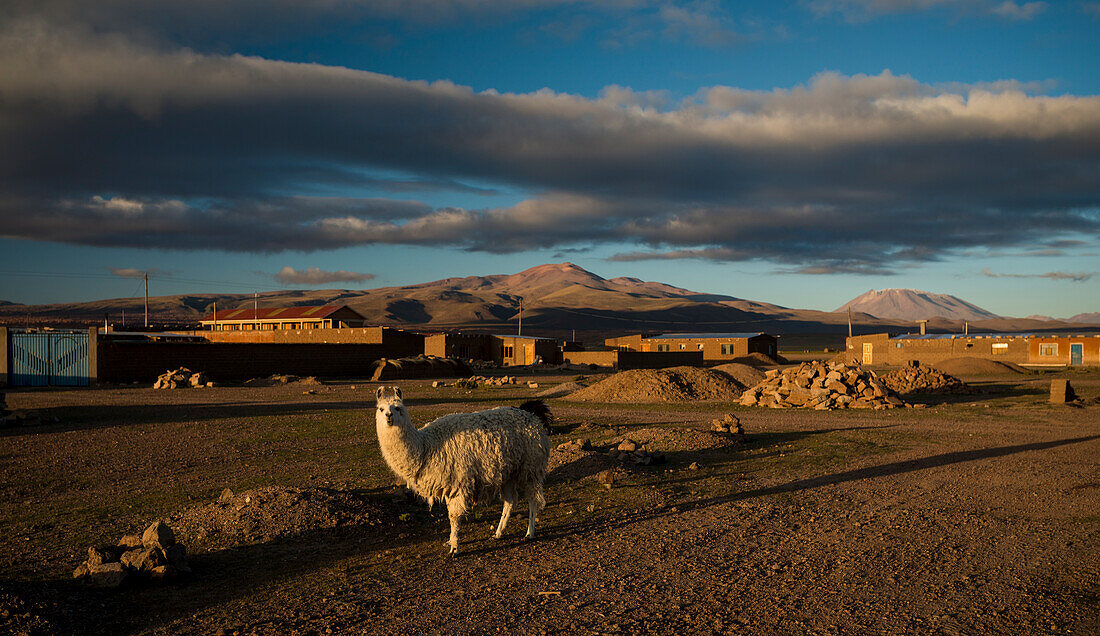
1067,312,1100,324
836,289,1000,322
1,264,1094,338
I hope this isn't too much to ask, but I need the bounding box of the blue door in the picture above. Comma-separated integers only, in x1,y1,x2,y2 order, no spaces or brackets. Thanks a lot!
1070,343,1083,366
9,331,89,386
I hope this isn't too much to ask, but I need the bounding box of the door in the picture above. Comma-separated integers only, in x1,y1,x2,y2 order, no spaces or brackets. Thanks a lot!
1070,343,1083,366
524,344,535,366
862,342,873,365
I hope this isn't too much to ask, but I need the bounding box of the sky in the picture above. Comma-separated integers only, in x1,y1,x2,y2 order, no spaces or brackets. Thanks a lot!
0,0,1098,318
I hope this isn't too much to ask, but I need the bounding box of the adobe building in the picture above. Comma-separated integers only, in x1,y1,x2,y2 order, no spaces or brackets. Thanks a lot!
494,335,562,366
846,332,1099,367
604,332,778,363
200,305,367,331
424,332,561,366
424,333,495,361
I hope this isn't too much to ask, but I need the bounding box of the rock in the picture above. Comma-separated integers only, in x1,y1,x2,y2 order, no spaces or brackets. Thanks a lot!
597,469,615,490
121,546,166,572
149,564,179,583
688,462,700,470
617,440,638,452
142,521,176,549
118,534,143,549
1050,379,1076,403
73,563,90,579
219,488,234,502
527,382,539,389
87,545,117,567
86,562,129,588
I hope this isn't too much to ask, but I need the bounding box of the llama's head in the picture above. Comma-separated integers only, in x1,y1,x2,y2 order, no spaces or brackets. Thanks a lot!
375,385,406,427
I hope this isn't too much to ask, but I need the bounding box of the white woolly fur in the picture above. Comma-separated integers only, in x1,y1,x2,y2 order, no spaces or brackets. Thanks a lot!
374,386,550,555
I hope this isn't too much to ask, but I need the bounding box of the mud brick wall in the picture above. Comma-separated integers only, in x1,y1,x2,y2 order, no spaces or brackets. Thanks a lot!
563,351,620,367
96,342,387,383
617,351,703,370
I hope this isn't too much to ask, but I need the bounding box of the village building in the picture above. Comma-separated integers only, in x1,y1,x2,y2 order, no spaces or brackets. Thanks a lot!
425,332,562,366
603,332,778,363
846,332,1100,367
199,305,368,331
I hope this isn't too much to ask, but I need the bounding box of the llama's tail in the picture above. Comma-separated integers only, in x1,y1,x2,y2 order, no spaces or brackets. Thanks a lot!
518,400,552,430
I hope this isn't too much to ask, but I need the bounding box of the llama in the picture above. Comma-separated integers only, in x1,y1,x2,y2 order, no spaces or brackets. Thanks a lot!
374,386,551,555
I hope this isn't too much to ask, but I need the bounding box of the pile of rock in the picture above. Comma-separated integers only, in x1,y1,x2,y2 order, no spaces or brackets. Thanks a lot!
433,375,519,389
153,368,213,389
739,361,907,410
881,361,970,395
73,521,191,588
606,439,667,466
710,413,745,436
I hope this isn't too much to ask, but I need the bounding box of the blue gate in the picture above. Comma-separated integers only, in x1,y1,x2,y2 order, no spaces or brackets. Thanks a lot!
9,331,90,387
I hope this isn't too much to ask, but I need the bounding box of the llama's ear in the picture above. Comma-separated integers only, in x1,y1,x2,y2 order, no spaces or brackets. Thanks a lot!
376,386,385,400
394,387,402,400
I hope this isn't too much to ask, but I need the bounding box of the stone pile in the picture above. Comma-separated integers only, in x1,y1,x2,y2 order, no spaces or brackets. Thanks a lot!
739,361,907,410
881,361,970,395
710,413,745,436
433,375,519,389
73,521,191,588
153,367,213,389
606,439,667,466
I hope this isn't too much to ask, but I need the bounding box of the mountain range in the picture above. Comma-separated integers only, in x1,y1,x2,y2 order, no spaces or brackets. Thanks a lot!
1,263,1096,341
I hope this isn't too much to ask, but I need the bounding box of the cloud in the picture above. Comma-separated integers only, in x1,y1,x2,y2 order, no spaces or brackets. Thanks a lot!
109,267,170,279
989,1,1046,20
1,24,1098,273
273,266,376,285
981,268,1094,282
808,0,1046,20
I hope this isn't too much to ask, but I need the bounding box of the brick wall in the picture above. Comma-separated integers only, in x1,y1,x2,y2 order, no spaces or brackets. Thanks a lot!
563,351,619,367
96,342,387,383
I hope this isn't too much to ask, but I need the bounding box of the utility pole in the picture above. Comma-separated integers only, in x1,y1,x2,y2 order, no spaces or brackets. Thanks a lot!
517,296,524,336
212,302,217,331
847,307,853,338
144,271,149,328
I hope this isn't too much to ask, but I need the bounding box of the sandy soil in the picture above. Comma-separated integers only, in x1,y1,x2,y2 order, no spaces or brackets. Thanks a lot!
1,366,1098,635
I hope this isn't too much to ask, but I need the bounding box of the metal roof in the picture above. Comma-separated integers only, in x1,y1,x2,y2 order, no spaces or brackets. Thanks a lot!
645,332,768,340
492,334,554,340
199,304,358,322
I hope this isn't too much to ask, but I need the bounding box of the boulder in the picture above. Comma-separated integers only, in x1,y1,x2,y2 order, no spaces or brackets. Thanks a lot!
1050,379,1076,403
86,562,129,588
142,521,176,549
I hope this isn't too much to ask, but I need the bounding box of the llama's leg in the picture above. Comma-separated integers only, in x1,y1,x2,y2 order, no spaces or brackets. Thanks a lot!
525,481,545,540
494,483,518,539
446,496,467,555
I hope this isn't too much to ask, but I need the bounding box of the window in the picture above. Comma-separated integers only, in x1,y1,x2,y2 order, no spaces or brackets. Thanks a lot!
502,345,514,358
896,343,904,348
1039,343,1057,356
721,344,734,355
618,345,630,352
656,344,670,352
992,343,1008,355
697,344,704,350
680,344,686,350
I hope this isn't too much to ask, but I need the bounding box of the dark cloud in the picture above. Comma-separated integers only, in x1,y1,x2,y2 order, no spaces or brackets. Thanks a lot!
1,23,1098,272
273,266,376,285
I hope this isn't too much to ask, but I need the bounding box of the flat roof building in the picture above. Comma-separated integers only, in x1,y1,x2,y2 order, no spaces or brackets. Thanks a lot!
604,332,777,362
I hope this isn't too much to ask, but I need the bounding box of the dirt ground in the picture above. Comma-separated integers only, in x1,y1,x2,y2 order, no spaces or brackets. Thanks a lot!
1,364,1098,635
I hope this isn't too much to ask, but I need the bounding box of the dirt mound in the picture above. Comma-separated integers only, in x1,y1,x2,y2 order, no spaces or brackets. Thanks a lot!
370,355,470,381
565,366,745,403
882,363,971,395
711,363,767,387
536,381,586,398
931,357,1027,377
728,352,785,367
608,427,734,452
170,486,381,549
242,375,322,387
